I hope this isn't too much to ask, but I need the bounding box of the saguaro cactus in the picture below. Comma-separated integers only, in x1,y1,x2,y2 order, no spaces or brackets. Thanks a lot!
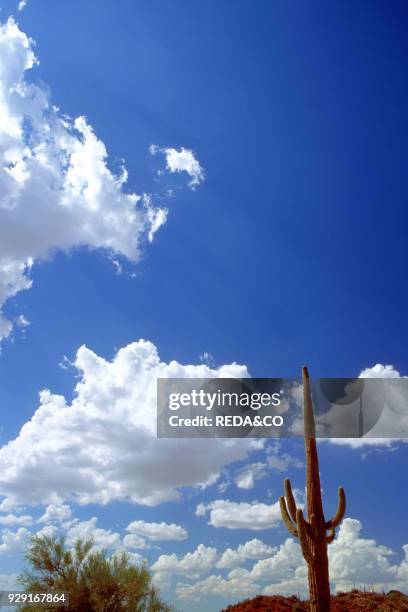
279,366,346,612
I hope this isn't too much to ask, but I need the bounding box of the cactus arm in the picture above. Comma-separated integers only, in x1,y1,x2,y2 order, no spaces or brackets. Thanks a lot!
326,526,335,544
284,478,297,523
279,496,298,537
325,487,346,529
297,509,312,564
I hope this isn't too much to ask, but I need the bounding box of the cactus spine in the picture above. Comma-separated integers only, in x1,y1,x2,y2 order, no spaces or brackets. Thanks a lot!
279,366,346,612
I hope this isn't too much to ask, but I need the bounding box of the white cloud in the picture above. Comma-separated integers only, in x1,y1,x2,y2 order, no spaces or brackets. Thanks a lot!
0,18,169,340
196,498,283,530
153,538,277,590
114,549,145,566
0,513,32,526
150,145,204,189
224,446,302,493
14,314,29,328
216,539,276,569
359,364,402,378
177,569,261,602
38,503,72,524
18,0,28,11
35,524,58,540
123,550,145,565
0,339,259,508
287,363,408,447
152,544,219,579
122,533,147,550
330,363,408,447
66,518,121,550
234,462,267,490
0,527,31,554
252,538,306,589
126,520,187,541
328,518,396,592
175,519,408,602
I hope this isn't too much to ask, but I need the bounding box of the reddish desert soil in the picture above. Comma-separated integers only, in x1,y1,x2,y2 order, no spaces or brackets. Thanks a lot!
221,590,408,611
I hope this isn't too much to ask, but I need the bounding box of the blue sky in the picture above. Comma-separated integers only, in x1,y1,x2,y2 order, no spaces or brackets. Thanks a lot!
0,1,407,609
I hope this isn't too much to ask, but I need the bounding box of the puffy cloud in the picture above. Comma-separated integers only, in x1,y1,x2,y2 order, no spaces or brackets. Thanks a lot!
0,513,32,526
177,569,261,602
287,363,408,447
328,518,396,592
122,533,147,550
359,364,402,378
35,524,58,540
330,363,408,447
150,144,204,189
0,18,169,340
126,520,187,541
122,550,145,566
216,539,275,569
153,538,277,587
152,538,276,593
151,544,219,579
38,503,72,524
252,538,305,586
66,518,121,550
0,339,259,508
0,527,31,554
196,498,283,530
175,519,408,602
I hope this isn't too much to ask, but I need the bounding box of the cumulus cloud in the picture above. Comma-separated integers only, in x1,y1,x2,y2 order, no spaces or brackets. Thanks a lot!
122,533,147,550
126,520,187,542
0,510,150,563
0,513,32,526
175,540,302,602
216,539,276,569
152,538,275,588
38,503,72,524
287,363,408,447
0,526,31,554
0,18,171,340
360,364,402,378
176,519,408,602
0,339,259,508
328,518,396,592
196,498,285,530
330,363,408,447
150,144,204,189
177,569,261,601
66,517,121,550
152,544,219,580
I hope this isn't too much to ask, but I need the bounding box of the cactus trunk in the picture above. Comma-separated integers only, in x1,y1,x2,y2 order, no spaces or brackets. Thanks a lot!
279,367,346,612
304,424,331,610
